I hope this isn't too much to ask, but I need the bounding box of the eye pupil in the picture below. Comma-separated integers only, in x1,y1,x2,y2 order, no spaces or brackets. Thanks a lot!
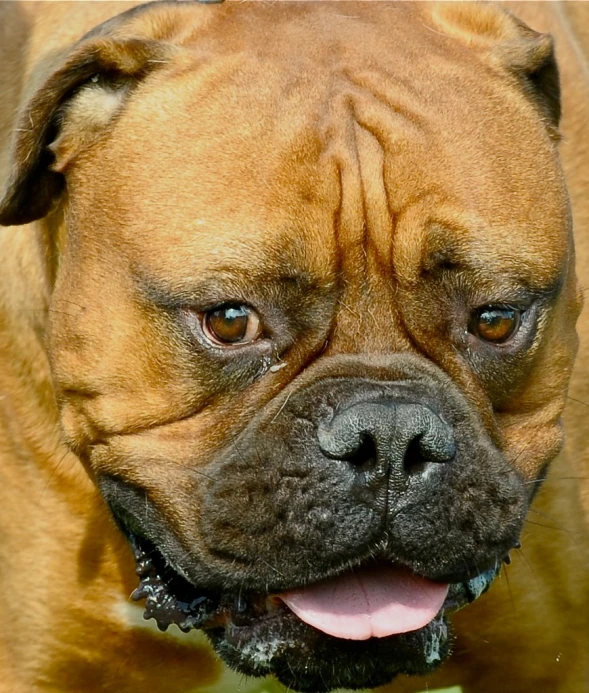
208,306,249,343
201,304,262,346
473,306,519,343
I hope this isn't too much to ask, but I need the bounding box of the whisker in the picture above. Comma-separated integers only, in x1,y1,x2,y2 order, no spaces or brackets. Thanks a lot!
527,507,573,527
523,519,582,536
183,466,216,482
523,476,588,485
566,395,589,408
512,546,541,587
259,558,285,579
41,449,70,498
501,565,517,615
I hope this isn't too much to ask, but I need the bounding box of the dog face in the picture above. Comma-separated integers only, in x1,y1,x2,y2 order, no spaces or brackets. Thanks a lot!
0,2,581,691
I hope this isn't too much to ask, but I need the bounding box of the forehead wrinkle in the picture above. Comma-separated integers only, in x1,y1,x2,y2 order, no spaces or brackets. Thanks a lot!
318,56,442,353
326,72,431,281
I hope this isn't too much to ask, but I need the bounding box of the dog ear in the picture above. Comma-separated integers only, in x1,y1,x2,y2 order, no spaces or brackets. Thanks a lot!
0,33,173,226
429,2,560,138
494,20,560,134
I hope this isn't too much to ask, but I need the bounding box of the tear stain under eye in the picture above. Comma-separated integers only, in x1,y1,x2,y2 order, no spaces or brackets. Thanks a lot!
269,361,287,372
255,354,273,380
255,352,287,380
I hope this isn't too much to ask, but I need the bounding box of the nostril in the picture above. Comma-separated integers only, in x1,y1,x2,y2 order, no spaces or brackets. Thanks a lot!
317,402,455,482
403,436,431,477
404,429,455,477
340,433,378,472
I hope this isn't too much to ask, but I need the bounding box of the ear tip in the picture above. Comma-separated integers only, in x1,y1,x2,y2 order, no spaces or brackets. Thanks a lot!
429,2,561,133
0,173,64,226
0,184,23,226
495,31,556,75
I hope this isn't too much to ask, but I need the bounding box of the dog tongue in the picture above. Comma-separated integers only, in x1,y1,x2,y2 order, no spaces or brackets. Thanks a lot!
279,566,448,640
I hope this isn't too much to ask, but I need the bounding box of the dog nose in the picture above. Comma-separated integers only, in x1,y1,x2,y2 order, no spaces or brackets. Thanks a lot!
317,402,455,488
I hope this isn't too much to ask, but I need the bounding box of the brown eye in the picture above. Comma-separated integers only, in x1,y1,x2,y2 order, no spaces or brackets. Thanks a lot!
471,306,521,344
202,305,262,346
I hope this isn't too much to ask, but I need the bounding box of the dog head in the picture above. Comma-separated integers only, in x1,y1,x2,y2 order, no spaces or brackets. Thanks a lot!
0,2,581,691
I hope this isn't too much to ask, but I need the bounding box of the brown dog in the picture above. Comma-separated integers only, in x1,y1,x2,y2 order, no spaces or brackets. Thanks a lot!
0,2,588,692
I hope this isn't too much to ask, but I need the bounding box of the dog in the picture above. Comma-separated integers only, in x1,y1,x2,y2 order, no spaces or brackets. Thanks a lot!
0,1,587,692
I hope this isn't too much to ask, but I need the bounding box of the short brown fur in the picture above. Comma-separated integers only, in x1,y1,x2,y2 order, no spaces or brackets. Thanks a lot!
0,2,587,692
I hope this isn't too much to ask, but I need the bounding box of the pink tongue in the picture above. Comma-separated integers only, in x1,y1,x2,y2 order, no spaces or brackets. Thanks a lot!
279,566,448,640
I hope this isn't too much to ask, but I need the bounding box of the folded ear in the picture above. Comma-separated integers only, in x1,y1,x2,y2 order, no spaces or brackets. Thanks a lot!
0,24,174,226
429,2,560,138
494,19,560,133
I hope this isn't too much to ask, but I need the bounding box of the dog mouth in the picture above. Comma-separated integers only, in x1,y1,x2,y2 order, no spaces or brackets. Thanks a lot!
126,531,501,691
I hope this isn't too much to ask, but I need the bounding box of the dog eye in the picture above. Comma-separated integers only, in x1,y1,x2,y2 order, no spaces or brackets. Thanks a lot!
470,305,521,344
202,305,262,346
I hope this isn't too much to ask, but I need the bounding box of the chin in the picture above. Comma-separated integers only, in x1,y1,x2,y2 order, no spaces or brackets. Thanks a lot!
126,531,500,693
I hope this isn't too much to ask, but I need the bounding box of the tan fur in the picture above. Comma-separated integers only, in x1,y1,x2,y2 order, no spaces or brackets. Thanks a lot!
0,2,587,692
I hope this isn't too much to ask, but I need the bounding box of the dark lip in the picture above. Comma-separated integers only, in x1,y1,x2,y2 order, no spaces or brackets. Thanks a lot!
128,532,221,633
123,529,511,691
125,530,503,637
